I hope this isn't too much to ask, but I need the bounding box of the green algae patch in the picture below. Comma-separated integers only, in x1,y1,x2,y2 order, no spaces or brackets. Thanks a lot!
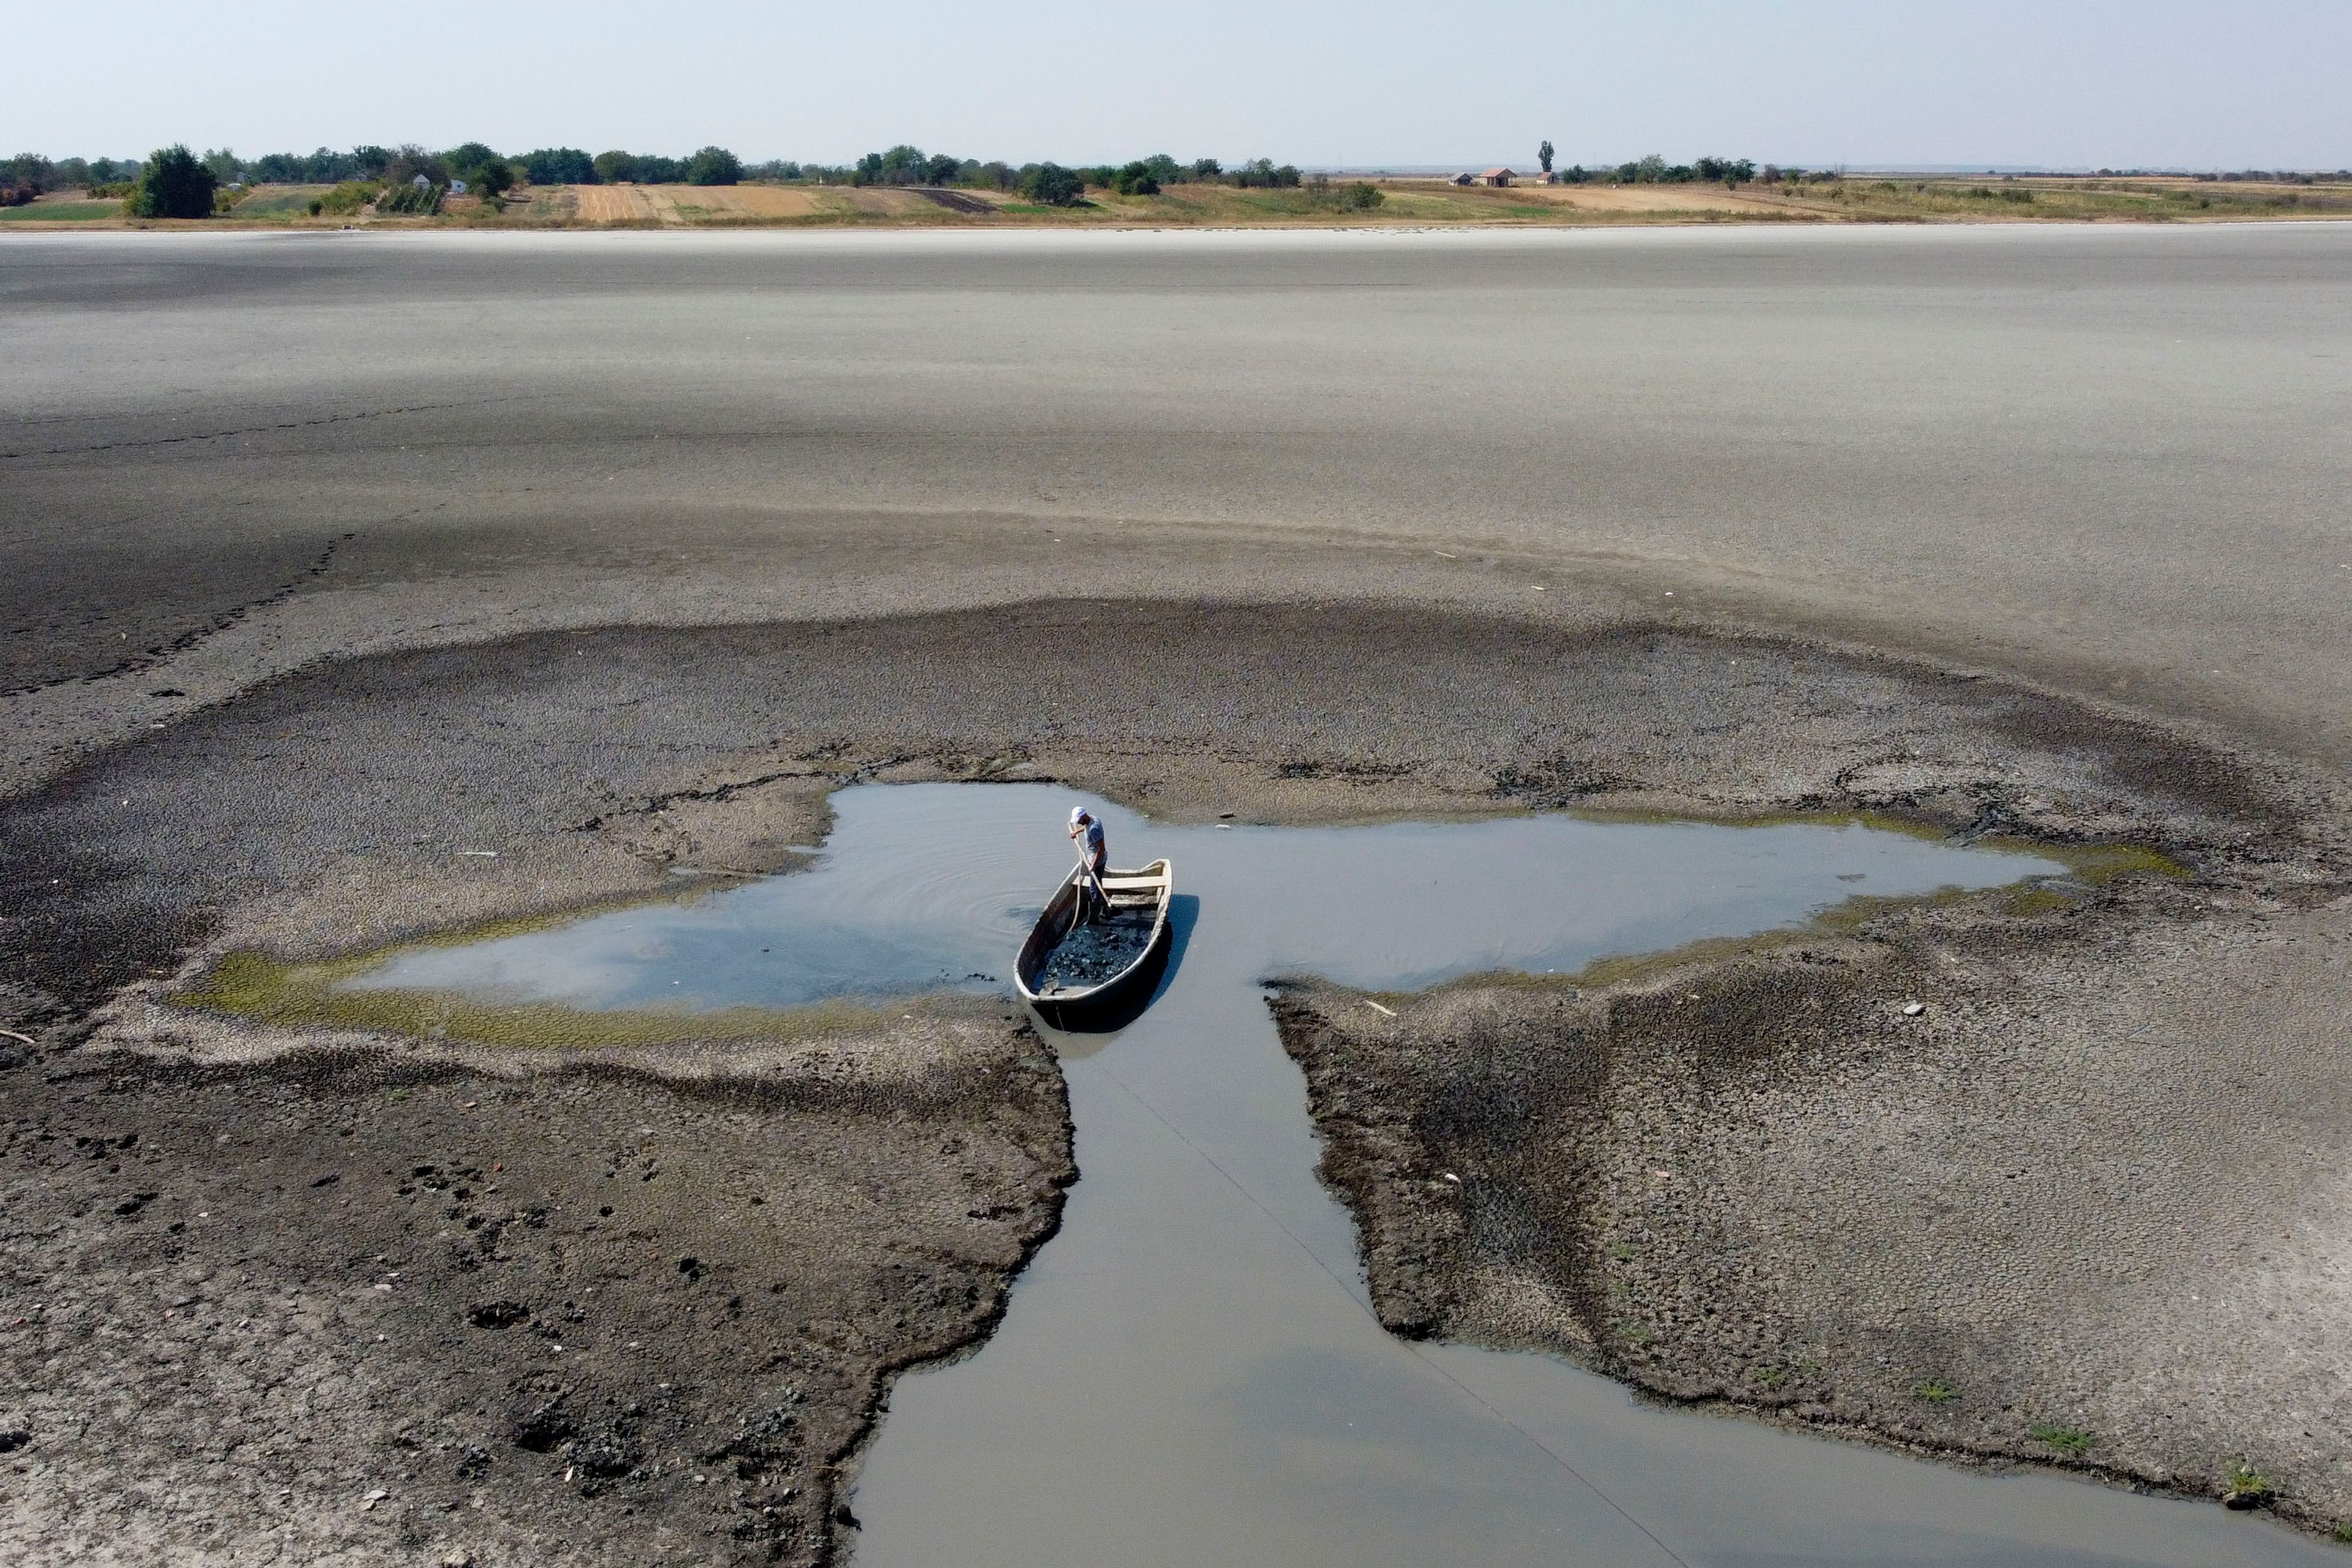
2002,885,2081,918
1975,837,2192,885
172,948,903,1050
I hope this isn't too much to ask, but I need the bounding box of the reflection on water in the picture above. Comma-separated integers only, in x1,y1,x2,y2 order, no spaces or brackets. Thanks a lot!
347,783,2046,1011
353,785,2325,1567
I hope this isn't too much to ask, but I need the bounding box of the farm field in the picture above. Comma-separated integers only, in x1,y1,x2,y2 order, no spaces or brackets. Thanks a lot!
0,199,118,222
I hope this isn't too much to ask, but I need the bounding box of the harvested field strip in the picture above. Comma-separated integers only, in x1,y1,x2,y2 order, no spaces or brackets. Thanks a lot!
571,184,662,223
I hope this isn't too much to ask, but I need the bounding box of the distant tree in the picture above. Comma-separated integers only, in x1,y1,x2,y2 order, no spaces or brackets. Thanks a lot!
4,152,56,200
236,146,389,184
593,149,641,183
1230,157,1300,189
446,143,513,198
855,145,931,186
1312,178,1384,211
1538,138,1554,173
977,160,1017,190
922,152,961,184
1021,162,1084,205
126,145,216,218
1634,153,1667,183
1191,157,1222,179
385,145,448,186
1113,160,1161,195
636,154,685,183
522,147,598,184
201,147,241,184
685,146,742,186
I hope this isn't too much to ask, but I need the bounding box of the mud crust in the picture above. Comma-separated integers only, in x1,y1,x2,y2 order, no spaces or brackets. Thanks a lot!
3,600,2348,1561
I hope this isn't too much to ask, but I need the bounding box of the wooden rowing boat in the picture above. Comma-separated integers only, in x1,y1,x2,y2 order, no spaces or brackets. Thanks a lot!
1014,858,1174,1030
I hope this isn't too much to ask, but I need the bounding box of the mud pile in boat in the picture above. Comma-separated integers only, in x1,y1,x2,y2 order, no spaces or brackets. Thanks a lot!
1036,911,1158,990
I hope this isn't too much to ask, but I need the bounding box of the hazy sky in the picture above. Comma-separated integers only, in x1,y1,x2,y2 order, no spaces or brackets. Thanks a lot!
15,0,2348,169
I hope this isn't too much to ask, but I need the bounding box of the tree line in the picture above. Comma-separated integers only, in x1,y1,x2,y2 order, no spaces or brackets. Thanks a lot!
3,152,138,204
805,148,1303,205
8,140,1307,211
1542,154,1761,187
2,142,760,206
12,137,1848,219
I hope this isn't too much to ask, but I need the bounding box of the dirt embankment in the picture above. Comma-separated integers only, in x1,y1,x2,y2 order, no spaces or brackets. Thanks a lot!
1272,843,2352,1534
0,1014,1072,1568
3,601,2348,1559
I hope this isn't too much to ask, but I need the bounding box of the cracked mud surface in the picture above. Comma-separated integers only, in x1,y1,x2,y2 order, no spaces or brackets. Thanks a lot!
1273,877,2352,1535
3,601,2349,1557
1,1017,1072,1567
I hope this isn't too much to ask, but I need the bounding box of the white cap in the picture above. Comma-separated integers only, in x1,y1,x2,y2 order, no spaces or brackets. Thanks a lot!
1070,807,1091,824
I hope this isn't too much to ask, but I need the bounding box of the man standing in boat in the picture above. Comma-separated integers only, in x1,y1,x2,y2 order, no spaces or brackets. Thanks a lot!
1069,806,1108,921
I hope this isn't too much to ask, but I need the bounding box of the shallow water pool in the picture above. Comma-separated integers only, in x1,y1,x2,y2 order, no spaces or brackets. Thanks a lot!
352,784,2327,1567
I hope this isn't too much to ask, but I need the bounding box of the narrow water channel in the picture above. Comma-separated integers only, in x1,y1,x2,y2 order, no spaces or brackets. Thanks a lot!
354,785,2331,1567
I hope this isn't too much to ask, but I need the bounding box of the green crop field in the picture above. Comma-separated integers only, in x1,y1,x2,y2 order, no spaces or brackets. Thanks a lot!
0,200,119,222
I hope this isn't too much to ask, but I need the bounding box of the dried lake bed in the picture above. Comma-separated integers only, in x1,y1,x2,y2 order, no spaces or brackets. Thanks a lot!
5,227,2350,1564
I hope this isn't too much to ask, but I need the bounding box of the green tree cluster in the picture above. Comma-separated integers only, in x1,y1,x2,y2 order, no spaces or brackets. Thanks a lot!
580,148,742,184
684,146,742,186
1228,157,1301,189
1605,154,1757,187
521,147,595,184
247,146,391,183
1020,163,1085,205
125,145,217,219
445,141,513,200
1308,177,1384,211
2,153,55,205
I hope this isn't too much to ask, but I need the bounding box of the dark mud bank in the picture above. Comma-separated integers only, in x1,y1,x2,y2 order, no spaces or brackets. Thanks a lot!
1272,846,2352,1539
0,1025,1073,1568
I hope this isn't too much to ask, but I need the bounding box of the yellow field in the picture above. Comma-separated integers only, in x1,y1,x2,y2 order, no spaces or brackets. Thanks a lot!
568,184,859,224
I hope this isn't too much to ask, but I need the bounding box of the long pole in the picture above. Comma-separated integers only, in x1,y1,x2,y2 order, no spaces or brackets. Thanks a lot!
1074,846,1106,925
